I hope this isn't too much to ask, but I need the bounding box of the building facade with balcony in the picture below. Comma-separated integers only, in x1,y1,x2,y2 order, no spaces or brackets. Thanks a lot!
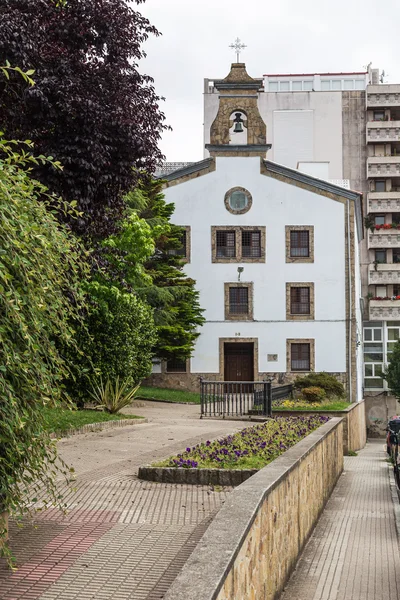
364,83,400,402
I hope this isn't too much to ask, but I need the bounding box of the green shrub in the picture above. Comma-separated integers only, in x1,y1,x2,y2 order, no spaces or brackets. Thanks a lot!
0,131,88,546
64,281,157,405
294,372,345,398
301,387,326,403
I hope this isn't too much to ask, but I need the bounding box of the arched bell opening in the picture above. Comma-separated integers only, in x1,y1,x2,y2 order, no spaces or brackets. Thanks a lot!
229,110,248,144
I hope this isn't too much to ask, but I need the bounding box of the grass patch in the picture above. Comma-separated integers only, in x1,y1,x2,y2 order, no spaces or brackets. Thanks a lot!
136,386,200,404
347,450,358,456
273,399,350,412
154,415,329,470
42,407,141,434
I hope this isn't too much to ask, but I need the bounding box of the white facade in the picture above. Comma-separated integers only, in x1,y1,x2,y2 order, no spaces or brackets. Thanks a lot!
153,63,363,401
158,156,363,401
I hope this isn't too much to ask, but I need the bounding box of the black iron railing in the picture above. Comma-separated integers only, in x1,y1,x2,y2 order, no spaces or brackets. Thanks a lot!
200,380,293,418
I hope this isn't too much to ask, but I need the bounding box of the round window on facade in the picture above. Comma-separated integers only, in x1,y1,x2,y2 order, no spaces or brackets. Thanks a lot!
224,187,252,215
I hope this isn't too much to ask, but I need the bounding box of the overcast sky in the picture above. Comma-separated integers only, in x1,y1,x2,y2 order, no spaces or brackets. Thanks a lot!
138,0,400,162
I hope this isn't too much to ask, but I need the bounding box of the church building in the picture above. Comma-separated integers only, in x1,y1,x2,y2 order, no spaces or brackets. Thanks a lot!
149,63,364,402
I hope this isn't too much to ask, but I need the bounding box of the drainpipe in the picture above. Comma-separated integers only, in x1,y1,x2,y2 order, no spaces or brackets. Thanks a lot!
347,199,353,404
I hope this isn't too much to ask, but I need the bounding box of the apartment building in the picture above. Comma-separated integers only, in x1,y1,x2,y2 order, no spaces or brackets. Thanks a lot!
364,84,400,398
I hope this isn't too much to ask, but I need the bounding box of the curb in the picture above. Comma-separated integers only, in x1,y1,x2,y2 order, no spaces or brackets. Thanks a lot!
388,463,400,539
138,465,257,486
135,397,199,406
51,417,148,439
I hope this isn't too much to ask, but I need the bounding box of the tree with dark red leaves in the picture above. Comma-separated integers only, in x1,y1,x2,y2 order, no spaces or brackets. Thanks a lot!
0,0,167,238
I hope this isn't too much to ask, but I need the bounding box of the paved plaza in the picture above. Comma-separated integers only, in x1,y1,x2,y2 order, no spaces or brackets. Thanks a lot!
0,402,248,600
0,404,399,600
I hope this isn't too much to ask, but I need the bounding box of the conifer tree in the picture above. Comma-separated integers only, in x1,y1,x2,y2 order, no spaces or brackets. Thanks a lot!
109,180,205,361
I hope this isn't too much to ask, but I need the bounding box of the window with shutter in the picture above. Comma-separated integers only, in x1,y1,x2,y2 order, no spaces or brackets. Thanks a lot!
224,282,254,320
290,287,310,314
216,231,236,257
242,230,261,258
229,287,249,314
212,227,265,263
286,227,314,263
290,230,309,257
291,344,310,371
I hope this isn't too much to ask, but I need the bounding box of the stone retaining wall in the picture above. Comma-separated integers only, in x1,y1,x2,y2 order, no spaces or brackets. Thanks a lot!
273,400,366,454
364,394,400,437
144,372,347,393
139,466,257,486
164,417,343,600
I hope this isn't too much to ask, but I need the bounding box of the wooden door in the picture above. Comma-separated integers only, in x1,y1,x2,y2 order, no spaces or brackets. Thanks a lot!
224,343,254,381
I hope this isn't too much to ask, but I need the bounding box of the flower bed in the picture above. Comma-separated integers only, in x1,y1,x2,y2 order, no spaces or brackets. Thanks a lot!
370,295,400,301
139,416,329,485
275,399,350,411
373,224,400,231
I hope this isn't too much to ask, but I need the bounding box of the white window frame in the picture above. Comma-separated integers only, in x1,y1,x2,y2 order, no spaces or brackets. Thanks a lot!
363,322,400,391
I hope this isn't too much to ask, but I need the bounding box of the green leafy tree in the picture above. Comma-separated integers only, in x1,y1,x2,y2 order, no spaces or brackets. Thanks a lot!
62,202,157,404
0,0,168,238
0,130,88,550
384,341,400,399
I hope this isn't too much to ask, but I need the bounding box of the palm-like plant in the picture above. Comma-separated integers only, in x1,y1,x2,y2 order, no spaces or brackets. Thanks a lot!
89,378,141,414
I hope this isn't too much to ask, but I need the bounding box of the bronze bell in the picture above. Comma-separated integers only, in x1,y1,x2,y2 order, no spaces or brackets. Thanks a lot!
233,112,244,133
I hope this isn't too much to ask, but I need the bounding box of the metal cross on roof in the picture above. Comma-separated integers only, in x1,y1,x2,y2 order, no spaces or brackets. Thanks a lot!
229,38,247,63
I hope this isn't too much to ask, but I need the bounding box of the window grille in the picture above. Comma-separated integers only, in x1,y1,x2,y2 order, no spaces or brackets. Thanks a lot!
290,231,309,257
229,287,249,314
242,231,261,257
291,344,310,371
290,287,310,314
216,231,236,257
166,359,187,373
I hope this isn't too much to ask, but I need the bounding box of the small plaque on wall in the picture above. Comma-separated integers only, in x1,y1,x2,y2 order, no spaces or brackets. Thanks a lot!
267,354,278,362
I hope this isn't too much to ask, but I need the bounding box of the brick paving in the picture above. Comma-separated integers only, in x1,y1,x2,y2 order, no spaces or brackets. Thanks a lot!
281,439,400,600
2,406,400,600
0,402,249,600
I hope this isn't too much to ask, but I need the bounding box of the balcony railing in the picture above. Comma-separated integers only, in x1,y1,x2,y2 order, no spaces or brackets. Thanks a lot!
367,156,400,178
368,263,400,284
368,229,400,248
367,85,400,108
367,192,400,213
367,121,400,143
369,299,400,320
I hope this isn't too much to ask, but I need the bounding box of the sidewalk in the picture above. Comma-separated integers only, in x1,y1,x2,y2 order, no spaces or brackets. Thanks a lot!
281,439,400,600
1,408,399,600
0,401,249,600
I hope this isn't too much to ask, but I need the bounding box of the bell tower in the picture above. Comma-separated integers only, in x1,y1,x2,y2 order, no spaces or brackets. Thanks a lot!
206,63,271,158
